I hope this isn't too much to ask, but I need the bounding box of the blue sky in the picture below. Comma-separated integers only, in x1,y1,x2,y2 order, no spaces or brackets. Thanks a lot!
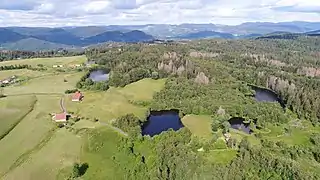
0,0,319,26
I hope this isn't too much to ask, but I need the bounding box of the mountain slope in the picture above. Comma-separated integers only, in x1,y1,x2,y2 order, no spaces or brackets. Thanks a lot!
0,28,27,43
84,30,154,43
64,26,109,38
31,28,83,46
174,31,234,39
6,27,54,36
0,38,76,51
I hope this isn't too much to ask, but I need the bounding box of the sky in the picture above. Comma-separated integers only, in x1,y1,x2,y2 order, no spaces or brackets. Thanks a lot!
0,0,319,27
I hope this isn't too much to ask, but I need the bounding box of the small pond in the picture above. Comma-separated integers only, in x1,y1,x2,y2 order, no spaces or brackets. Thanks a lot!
89,70,109,82
228,117,254,134
142,109,184,137
250,85,285,108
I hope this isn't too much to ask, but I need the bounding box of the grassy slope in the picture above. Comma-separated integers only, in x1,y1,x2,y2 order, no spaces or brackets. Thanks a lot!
0,56,86,67
0,56,89,179
181,115,213,139
0,69,51,79
3,72,83,95
81,127,131,180
66,78,166,123
206,149,238,165
3,129,82,180
0,96,61,176
117,78,166,102
0,95,37,139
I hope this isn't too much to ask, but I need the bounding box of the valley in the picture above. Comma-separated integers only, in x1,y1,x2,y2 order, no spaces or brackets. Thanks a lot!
0,36,320,179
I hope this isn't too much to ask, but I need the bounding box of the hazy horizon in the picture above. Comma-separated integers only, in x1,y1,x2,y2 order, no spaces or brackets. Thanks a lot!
0,0,319,27
1,21,320,28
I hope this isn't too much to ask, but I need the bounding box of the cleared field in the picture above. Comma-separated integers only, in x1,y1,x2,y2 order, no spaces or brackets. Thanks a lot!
0,95,37,139
3,128,82,180
0,56,87,67
0,69,52,80
206,149,238,165
3,72,83,95
181,115,213,139
66,89,147,123
117,78,166,102
0,95,61,177
66,78,166,123
81,127,131,180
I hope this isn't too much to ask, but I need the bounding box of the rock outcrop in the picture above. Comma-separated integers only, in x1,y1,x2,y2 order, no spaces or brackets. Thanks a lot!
195,72,210,85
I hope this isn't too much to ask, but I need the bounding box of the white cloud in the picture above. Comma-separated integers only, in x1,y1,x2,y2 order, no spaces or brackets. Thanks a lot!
0,0,319,26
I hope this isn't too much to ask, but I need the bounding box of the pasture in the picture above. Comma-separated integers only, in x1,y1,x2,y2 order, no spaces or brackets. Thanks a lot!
0,69,50,80
181,115,213,139
0,95,37,140
3,72,83,95
3,128,82,180
0,96,61,177
0,56,87,68
66,78,166,123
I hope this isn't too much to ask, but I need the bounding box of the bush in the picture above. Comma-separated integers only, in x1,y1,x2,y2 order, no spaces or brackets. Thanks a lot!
112,114,142,133
65,89,78,94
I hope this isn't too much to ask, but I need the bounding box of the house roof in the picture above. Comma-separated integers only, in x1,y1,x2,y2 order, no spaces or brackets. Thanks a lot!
55,113,67,120
72,92,82,100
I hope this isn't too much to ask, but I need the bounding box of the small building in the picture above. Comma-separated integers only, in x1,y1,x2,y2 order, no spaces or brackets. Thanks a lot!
53,65,58,68
54,113,67,122
2,79,10,84
72,91,83,102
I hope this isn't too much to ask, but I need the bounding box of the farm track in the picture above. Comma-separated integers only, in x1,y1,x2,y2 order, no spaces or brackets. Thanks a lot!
60,96,66,113
0,96,38,141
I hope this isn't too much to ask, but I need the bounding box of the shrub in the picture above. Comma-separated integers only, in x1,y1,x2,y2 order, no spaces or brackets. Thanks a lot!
65,89,78,94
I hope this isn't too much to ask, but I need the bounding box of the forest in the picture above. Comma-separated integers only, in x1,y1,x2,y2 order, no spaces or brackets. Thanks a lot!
80,37,320,179
0,49,84,61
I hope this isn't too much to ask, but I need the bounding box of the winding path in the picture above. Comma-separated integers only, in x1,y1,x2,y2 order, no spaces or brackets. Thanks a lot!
60,97,66,113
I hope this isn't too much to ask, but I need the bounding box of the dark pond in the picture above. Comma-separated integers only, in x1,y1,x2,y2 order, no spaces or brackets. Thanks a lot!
250,85,285,108
228,117,254,134
89,70,109,82
142,109,184,137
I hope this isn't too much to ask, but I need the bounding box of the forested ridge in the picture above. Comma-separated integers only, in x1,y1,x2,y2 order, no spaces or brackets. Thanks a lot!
0,49,84,61
80,37,320,179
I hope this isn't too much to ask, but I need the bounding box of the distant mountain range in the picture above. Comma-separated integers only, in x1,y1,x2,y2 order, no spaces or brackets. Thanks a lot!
1,21,320,50
0,28,154,51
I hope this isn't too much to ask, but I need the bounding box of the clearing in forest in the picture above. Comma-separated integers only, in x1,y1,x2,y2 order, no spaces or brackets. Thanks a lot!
66,78,166,123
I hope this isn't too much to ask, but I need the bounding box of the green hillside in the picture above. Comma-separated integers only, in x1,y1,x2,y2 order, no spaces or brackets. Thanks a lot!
0,37,320,179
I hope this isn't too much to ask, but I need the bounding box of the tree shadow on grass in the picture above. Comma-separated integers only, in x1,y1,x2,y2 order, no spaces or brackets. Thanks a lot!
79,163,89,176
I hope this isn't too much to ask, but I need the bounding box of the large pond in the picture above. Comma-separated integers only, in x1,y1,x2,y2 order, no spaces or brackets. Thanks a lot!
142,109,184,137
250,85,285,108
228,117,254,134
89,70,109,82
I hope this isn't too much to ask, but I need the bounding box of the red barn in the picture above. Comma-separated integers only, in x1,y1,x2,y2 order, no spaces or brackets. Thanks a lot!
54,113,67,122
72,91,83,102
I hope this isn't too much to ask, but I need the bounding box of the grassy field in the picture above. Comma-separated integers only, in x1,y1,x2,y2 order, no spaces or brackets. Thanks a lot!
0,96,61,177
206,149,238,165
181,115,213,139
0,95,37,139
117,78,166,102
3,128,82,180
0,56,88,179
3,72,83,95
80,127,135,180
66,78,166,123
0,56,87,68
0,69,51,80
